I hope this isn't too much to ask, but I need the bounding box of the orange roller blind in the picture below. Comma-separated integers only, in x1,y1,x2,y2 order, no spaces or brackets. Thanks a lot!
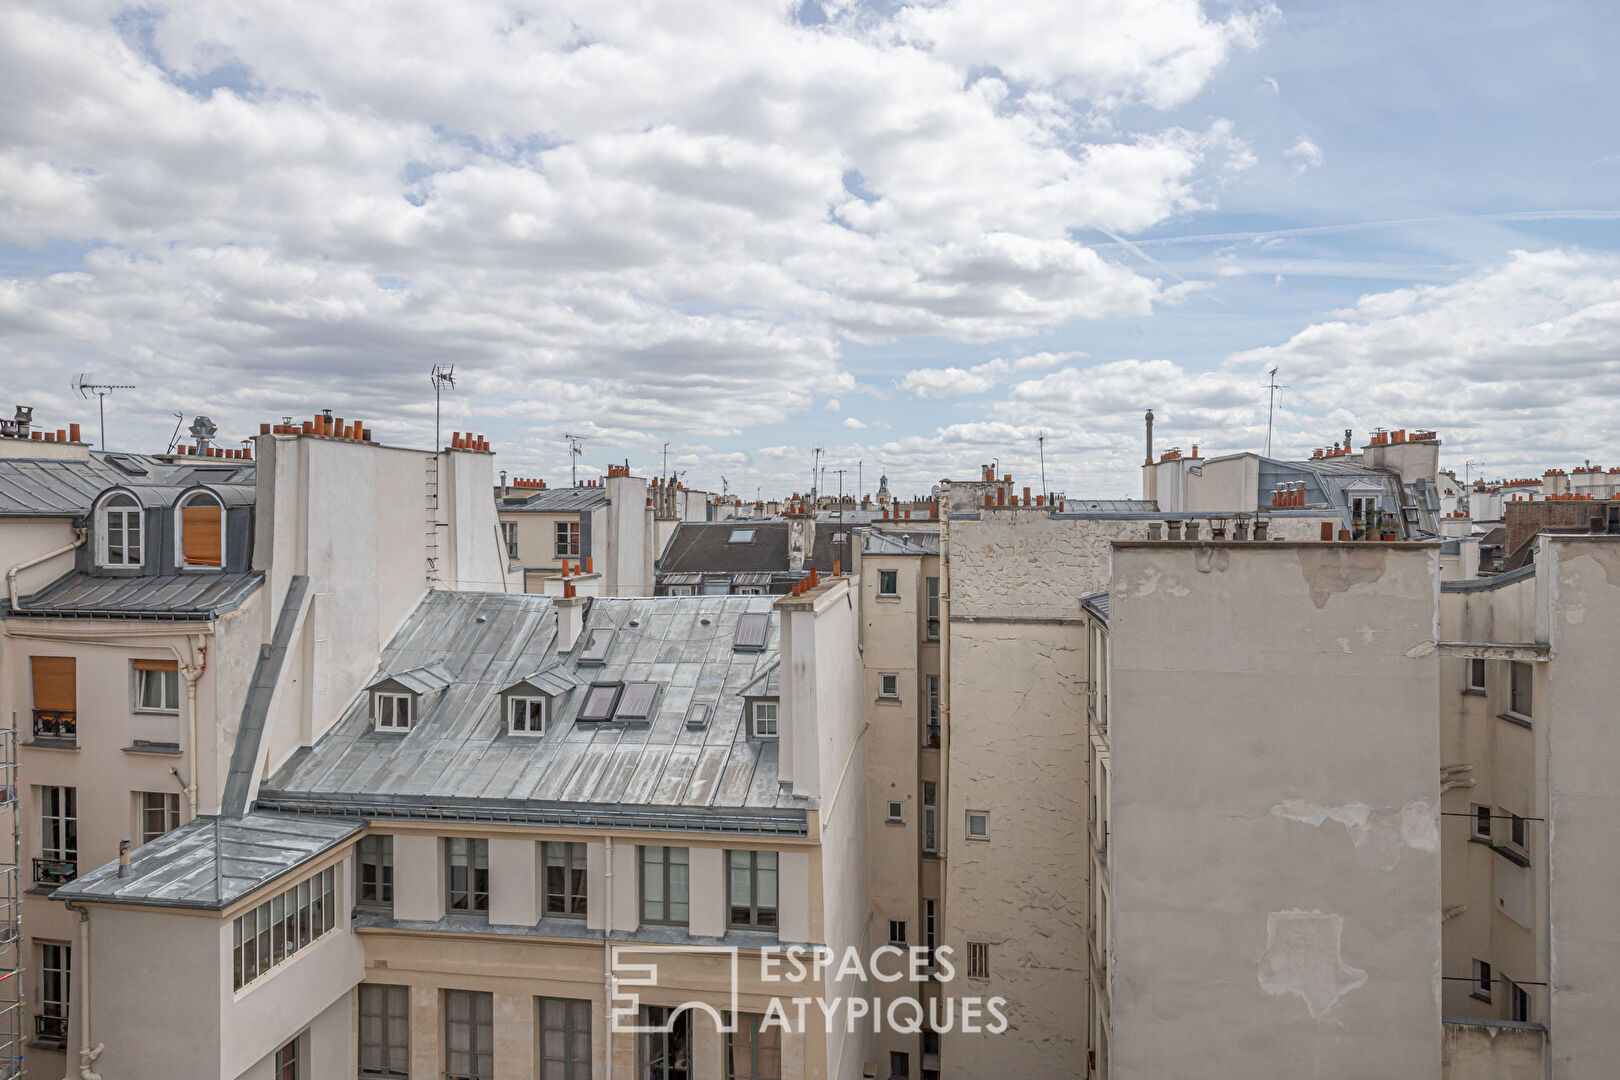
132,659,178,672
30,656,76,712
182,506,223,566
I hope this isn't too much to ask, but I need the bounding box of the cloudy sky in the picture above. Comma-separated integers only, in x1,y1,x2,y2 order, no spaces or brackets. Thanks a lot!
4,0,1618,498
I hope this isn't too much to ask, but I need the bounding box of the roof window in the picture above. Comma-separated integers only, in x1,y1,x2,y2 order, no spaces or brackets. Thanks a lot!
577,628,613,664
728,529,756,543
734,612,769,652
578,683,622,721
615,682,658,721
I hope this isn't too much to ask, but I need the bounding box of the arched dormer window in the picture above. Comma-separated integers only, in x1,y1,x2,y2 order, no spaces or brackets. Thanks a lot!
98,493,143,568
178,491,224,568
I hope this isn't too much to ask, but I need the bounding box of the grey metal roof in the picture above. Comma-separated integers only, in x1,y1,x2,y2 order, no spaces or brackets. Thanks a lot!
862,531,940,556
1052,498,1160,514
262,590,808,821
369,662,454,695
659,522,792,574
10,570,264,620
508,662,586,696
53,811,363,910
498,486,608,513
1080,591,1110,623
738,659,781,698
1441,564,1537,593
0,452,254,517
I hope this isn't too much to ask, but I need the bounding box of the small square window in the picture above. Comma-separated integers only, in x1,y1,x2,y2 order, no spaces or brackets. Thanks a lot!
888,920,906,945
886,801,904,823
509,696,546,735
752,701,779,738
374,692,413,731
1472,958,1492,1002
1467,658,1486,692
967,941,990,979
878,570,898,596
879,674,899,700
966,811,990,841
1471,805,1491,840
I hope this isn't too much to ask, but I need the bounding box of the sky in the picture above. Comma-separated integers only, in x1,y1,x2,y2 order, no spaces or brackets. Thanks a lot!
3,0,1619,500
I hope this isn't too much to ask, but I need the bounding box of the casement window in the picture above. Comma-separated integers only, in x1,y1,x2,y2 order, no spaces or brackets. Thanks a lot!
886,801,904,823
921,782,937,855
178,490,224,567
616,682,659,722
728,529,756,544
923,899,937,967
37,785,77,883
1509,980,1531,1023
640,846,690,926
1507,813,1530,859
967,941,990,980
925,577,940,640
445,990,495,1080
879,673,899,700
878,570,898,597
577,629,614,664
726,1012,782,1080
751,701,779,739
29,656,76,741
275,1037,299,1080
734,586,763,595
137,791,180,844
356,835,394,911
134,659,180,712
966,810,990,841
1471,959,1492,1002
231,866,335,991
446,838,490,915
358,983,410,1079
1509,662,1532,719
501,521,518,560
374,692,414,732
543,842,588,918
924,675,941,747
1471,805,1492,841
1467,658,1486,692
667,586,694,597
99,492,143,567
890,1052,910,1080
578,683,622,722
555,521,581,559
640,1006,691,1080
538,998,592,1080
509,696,547,735
728,850,778,930
733,613,769,651
38,942,69,1042
888,920,907,946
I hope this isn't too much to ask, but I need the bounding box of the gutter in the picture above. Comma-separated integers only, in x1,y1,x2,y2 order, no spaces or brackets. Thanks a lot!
60,900,104,1080
6,527,86,610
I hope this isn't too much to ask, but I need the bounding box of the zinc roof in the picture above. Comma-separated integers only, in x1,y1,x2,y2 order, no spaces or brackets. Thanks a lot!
0,452,254,517
10,570,264,620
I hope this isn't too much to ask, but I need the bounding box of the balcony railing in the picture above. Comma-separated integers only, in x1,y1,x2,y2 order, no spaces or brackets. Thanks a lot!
32,858,76,886
34,1014,67,1042
30,710,75,741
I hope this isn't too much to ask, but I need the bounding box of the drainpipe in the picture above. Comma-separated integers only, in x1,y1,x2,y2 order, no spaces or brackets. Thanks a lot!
181,634,207,817
7,528,86,610
602,834,614,1080
61,900,104,1080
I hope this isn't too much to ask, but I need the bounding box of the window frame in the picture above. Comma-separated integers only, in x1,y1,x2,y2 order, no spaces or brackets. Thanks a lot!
356,835,394,912
925,576,940,640
275,1036,299,1080
888,919,907,946
877,569,899,597
890,1051,910,1080
878,673,899,700
445,989,495,1080
374,692,414,732
1471,958,1492,1002
39,940,69,1024
555,520,581,559
538,997,592,1080
137,791,180,845
727,849,779,931
965,810,990,841
921,781,937,855
134,664,181,713
751,700,779,739
231,865,336,991
640,846,691,926
508,695,547,736
358,983,410,1079
543,841,588,919
640,1005,692,1080
446,837,490,916
1470,804,1491,841
1509,980,1531,1023
176,489,226,568
39,784,77,869
1508,661,1532,720
886,801,904,823
578,682,622,722
1466,658,1486,693
967,941,990,980
501,521,518,561
923,675,940,747
97,492,144,568
726,1011,782,1080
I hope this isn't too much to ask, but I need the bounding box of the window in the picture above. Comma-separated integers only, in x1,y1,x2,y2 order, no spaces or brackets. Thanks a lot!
728,529,756,544
1471,959,1492,1002
728,850,778,930
752,701,779,739
966,810,990,841
579,683,622,722
1509,813,1529,854
967,941,990,979
231,865,336,990
924,675,940,747
924,899,937,967
1471,805,1491,841
727,1012,781,1080
616,682,658,721
640,1006,691,1080
667,586,693,597
275,1037,299,1080
501,521,518,560
640,846,690,925
134,659,180,712
1509,980,1531,1023
356,835,394,910
374,692,413,732
734,612,769,651
889,920,907,945
878,569,898,596
925,577,940,640
922,782,937,855
99,492,143,567
445,990,494,1080
684,703,712,730
890,1052,910,1079
509,696,547,735
37,785,77,883
447,838,490,915
29,655,76,741
539,997,592,1080
137,791,180,845
1467,658,1486,692
38,942,69,1042
178,490,224,567
735,586,763,595
555,521,581,559
886,801,904,823
577,629,614,664
1509,662,1532,718
879,673,899,700
544,842,588,918
358,983,409,1079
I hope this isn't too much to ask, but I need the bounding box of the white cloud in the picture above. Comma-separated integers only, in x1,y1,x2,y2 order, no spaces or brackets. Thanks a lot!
825,398,842,412
899,351,1074,398
842,417,867,429
1260,75,1280,93
1284,135,1325,173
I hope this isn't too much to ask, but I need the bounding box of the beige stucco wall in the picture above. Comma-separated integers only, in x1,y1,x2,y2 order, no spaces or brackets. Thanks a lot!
1107,542,1443,1079
1441,1020,1545,1080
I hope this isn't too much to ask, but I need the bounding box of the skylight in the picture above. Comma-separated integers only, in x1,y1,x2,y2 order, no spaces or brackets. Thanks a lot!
728,529,756,543
684,702,712,730
616,682,658,720
577,628,613,664
578,683,621,721
734,612,769,651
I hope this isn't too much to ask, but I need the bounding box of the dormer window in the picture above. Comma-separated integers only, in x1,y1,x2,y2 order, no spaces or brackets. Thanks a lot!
509,696,546,735
752,700,779,738
178,490,224,568
374,692,414,731
98,493,143,568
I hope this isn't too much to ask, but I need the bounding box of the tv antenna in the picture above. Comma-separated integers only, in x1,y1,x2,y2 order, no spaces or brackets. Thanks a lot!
811,445,823,501
832,467,848,516
429,365,456,451
564,433,588,486
1037,431,1048,498
72,373,136,451
165,411,185,453
720,475,729,499
1262,366,1290,458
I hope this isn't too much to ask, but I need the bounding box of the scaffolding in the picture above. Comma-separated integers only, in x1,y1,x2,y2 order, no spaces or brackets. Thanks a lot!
0,718,20,1078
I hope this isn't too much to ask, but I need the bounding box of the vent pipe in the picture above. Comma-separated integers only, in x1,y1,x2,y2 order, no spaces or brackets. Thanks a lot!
1144,409,1154,466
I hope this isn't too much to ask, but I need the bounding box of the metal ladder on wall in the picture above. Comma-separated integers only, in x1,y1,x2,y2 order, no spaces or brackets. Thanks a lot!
425,453,444,584
0,720,23,1078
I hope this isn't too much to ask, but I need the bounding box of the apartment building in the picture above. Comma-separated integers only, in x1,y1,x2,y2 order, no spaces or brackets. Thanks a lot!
654,515,865,598
54,585,869,1080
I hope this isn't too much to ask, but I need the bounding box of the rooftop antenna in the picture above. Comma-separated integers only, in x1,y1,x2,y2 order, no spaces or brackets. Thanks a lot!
429,365,456,451
832,467,847,517
1262,366,1290,458
662,442,670,482
1037,431,1048,499
1465,459,1477,488
720,475,729,500
164,411,185,454
857,459,863,504
811,445,823,502
564,432,588,486
71,373,136,451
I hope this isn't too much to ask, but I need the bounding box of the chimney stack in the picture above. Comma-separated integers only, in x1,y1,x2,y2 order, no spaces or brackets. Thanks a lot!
1144,409,1155,466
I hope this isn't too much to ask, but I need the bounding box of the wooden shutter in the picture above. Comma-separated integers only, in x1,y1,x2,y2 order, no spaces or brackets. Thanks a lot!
182,505,223,566
30,657,76,712
132,659,179,673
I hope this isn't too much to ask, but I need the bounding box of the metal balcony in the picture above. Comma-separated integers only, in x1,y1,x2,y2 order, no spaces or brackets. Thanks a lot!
29,711,75,742
31,859,75,886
